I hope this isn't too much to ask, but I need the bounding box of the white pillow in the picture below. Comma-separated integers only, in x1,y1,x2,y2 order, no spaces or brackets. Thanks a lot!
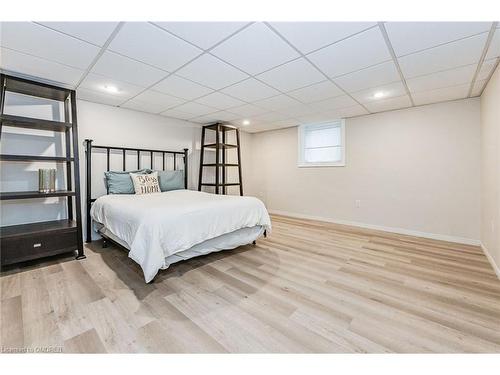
130,171,161,195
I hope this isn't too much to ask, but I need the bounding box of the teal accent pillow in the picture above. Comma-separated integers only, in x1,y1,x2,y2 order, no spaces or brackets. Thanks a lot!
105,169,151,194
156,170,185,192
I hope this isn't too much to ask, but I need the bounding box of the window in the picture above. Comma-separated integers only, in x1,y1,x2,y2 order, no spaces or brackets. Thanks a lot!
298,120,345,167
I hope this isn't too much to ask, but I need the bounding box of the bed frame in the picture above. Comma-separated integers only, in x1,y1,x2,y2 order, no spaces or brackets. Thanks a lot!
84,139,188,244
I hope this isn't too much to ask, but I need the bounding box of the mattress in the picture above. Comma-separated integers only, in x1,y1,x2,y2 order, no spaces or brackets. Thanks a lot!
90,190,271,282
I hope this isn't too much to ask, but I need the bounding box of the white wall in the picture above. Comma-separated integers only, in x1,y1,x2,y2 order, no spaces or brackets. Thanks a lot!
77,100,200,189
480,64,500,276
0,97,257,240
0,99,202,233
247,98,481,244
1,93,483,247
1,93,67,226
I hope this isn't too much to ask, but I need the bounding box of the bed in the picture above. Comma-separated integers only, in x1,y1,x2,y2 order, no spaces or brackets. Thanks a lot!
84,140,271,282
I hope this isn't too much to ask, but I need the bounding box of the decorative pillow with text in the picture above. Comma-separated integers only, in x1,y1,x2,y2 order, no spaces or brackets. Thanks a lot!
130,171,161,195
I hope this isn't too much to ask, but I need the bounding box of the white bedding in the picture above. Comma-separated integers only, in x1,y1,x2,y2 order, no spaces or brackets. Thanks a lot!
90,190,271,282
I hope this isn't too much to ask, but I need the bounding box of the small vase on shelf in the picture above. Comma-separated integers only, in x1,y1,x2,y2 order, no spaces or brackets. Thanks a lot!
38,168,56,193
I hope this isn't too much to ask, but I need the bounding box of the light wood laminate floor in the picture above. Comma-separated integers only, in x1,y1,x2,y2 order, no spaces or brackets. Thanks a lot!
1,214,500,353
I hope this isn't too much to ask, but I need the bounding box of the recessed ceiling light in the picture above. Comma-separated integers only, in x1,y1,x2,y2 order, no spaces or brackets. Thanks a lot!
242,120,250,126
103,85,119,94
373,91,385,99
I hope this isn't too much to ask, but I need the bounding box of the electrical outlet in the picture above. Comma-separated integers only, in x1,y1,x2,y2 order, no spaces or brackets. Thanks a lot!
492,221,496,234
355,199,361,208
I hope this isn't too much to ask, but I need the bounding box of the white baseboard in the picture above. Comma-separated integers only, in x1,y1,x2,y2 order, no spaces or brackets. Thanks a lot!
480,242,500,280
268,209,481,246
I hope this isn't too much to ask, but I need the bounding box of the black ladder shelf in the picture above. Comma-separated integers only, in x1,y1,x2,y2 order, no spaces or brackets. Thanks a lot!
198,123,243,195
0,74,85,265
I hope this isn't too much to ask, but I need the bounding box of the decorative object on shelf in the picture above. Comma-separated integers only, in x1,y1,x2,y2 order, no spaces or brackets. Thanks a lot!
0,73,85,265
198,123,243,195
38,168,56,193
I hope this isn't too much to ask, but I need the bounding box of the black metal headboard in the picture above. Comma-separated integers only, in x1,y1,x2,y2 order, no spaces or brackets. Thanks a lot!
84,139,188,243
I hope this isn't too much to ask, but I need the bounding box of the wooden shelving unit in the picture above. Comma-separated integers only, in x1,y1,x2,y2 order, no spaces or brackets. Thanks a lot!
0,74,85,266
200,183,241,187
0,113,72,132
202,163,239,167
0,190,76,200
0,219,78,238
204,143,238,149
198,123,243,195
0,155,74,162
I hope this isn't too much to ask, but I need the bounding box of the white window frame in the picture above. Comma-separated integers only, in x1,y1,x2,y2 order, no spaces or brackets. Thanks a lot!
297,120,346,168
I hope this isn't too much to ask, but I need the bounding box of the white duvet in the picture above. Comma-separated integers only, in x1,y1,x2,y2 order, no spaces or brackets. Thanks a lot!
90,190,271,282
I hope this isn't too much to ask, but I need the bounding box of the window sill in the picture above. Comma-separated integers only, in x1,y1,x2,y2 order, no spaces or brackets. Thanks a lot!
297,162,346,168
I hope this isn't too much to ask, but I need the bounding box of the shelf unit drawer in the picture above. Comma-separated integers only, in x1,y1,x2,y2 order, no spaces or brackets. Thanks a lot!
1,229,77,265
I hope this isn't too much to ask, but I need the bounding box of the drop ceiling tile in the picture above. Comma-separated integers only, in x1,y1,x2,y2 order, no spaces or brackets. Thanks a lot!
235,118,261,127
131,89,185,108
227,104,269,117
1,22,100,70
302,105,368,122
485,30,500,60
296,112,335,124
109,22,202,72
190,110,240,124
385,22,492,57
252,111,293,122
220,78,280,102
477,58,498,80
269,22,377,54
176,54,248,90
309,94,358,112
172,101,217,117
287,80,344,103
38,22,119,46
256,58,325,92
307,27,391,78
333,61,400,93
79,73,145,100
77,88,126,106
0,47,84,87
194,92,245,110
120,89,185,113
152,74,213,100
333,104,369,118
91,51,167,87
412,83,469,106
407,64,477,93
188,115,217,124
277,104,317,118
265,119,300,130
211,23,300,75
364,95,412,113
120,100,160,114
471,79,487,96
254,94,303,111
350,81,407,103
398,33,487,78
245,118,300,133
245,124,276,133
206,111,240,121
153,22,250,50
160,108,196,120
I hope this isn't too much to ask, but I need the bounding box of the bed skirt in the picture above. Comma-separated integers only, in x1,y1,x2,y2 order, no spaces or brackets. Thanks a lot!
95,223,265,270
